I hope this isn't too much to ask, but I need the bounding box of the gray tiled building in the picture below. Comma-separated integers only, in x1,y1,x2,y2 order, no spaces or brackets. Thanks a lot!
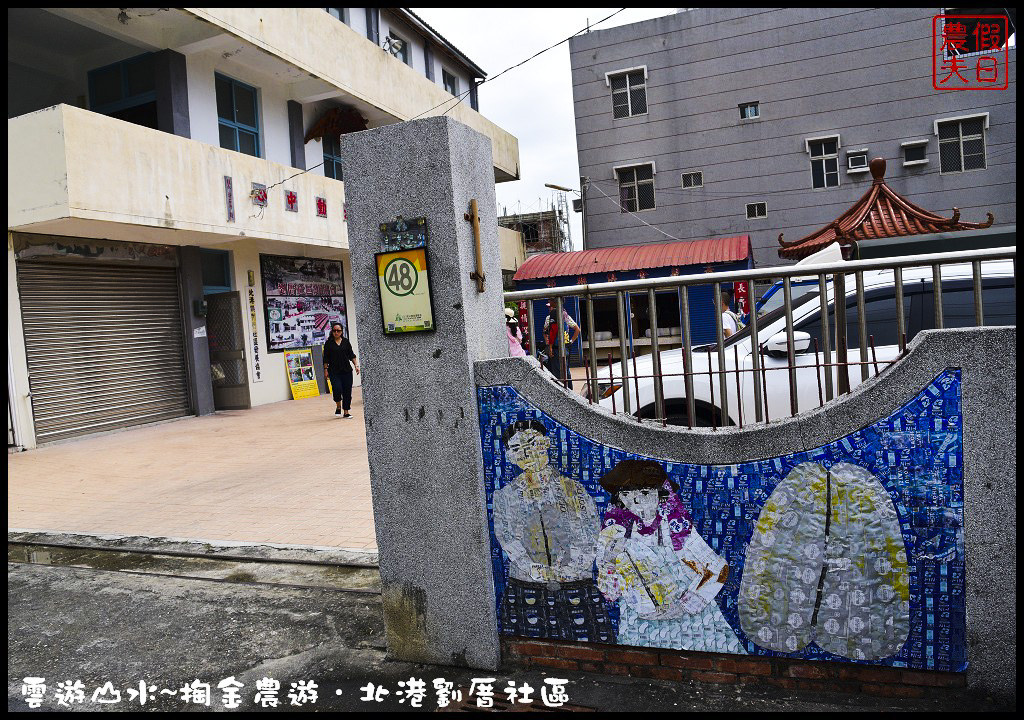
569,8,1016,267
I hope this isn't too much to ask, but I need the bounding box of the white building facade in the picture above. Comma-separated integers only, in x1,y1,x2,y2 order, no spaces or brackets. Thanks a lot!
8,7,519,448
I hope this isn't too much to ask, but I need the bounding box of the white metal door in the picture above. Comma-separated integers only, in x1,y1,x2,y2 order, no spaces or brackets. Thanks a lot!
16,262,191,443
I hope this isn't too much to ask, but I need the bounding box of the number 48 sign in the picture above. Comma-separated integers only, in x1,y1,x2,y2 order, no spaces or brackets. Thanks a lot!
375,246,436,334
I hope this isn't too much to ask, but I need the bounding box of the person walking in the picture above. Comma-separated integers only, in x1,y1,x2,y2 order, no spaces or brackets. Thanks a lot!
542,302,580,389
720,288,744,339
505,308,527,358
323,322,359,417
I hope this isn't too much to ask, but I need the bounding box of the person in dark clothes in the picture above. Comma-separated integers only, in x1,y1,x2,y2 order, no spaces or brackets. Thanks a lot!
322,322,359,417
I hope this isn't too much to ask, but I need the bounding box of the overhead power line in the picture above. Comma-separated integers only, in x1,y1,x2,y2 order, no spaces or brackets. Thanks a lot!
410,8,627,121
248,10,629,207
586,181,683,242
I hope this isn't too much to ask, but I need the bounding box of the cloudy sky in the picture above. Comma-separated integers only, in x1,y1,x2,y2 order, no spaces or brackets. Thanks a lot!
410,7,673,251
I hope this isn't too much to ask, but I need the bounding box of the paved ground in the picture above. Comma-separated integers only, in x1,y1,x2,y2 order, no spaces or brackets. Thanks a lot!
8,390,376,551
7,367,586,554
12,558,1006,712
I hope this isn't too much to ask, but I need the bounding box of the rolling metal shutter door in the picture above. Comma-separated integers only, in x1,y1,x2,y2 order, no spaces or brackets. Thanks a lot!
17,262,191,443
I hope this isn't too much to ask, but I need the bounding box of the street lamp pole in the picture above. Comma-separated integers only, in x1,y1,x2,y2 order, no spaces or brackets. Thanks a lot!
579,176,589,252
544,181,588,252
545,180,596,398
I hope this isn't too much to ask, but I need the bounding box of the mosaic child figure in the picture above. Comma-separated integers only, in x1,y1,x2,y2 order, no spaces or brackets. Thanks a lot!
596,459,745,654
492,419,612,642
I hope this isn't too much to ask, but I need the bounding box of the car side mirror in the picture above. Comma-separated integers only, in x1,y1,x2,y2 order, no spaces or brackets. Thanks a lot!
763,331,811,358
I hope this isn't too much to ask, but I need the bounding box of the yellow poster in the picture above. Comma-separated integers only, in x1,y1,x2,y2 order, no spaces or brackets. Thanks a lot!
284,348,319,400
376,247,434,334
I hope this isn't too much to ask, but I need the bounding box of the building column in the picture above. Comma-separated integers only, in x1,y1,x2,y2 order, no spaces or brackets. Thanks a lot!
178,247,215,416
287,100,306,171
154,49,190,138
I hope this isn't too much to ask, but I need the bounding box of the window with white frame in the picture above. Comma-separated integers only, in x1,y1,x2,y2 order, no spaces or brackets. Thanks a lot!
442,68,459,96
807,136,840,189
617,164,655,212
739,102,760,120
847,150,869,172
937,116,986,173
681,171,703,188
608,69,647,118
902,140,929,166
745,202,767,219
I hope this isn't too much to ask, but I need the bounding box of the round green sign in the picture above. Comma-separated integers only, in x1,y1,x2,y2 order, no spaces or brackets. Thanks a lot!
383,257,418,297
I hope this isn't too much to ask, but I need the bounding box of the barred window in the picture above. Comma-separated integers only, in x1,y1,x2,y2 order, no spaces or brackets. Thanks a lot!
617,164,655,212
807,137,840,189
745,202,767,219
609,70,647,118
739,102,760,119
681,171,703,188
938,117,986,173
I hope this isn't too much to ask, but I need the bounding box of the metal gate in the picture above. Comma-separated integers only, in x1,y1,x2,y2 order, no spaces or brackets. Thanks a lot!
16,262,191,443
206,291,251,410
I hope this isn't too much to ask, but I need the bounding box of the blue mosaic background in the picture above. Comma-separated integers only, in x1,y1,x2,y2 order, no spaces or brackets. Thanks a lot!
478,369,965,671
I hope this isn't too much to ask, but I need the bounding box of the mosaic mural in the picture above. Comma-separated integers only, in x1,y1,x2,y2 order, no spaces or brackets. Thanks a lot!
478,370,965,671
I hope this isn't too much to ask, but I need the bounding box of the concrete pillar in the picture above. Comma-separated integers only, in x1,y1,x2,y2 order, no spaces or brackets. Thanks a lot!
287,100,306,171
178,246,215,416
154,49,190,139
340,116,505,669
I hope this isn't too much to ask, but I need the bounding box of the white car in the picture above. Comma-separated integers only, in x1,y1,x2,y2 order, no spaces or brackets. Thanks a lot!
594,260,1015,426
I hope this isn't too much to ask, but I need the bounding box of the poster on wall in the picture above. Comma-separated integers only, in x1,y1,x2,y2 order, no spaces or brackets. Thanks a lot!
375,246,435,334
246,287,263,383
259,254,347,352
284,348,319,400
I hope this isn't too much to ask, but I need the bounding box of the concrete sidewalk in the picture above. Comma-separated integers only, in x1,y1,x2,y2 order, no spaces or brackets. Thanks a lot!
8,390,376,551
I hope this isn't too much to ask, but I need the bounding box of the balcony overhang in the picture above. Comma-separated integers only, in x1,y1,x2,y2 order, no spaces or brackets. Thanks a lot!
8,105,349,251
37,8,520,183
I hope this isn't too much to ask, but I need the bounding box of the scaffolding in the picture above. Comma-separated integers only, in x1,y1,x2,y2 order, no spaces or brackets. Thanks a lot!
498,198,570,255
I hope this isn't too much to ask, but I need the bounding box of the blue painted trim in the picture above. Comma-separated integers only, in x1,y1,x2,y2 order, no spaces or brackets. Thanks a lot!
87,52,157,115
215,73,261,157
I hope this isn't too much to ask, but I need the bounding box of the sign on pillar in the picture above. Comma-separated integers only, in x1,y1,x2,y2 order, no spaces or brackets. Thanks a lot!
340,117,506,670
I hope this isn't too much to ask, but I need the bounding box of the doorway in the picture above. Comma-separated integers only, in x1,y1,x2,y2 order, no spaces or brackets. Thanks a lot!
206,291,251,410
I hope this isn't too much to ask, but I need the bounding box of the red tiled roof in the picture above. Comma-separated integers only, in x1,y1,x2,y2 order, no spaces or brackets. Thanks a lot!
513,236,751,282
778,158,994,260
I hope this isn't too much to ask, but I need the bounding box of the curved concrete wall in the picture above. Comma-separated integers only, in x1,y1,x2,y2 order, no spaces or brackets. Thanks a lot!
475,327,1015,701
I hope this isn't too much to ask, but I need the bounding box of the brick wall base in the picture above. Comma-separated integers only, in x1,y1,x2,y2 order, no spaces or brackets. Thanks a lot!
502,639,966,699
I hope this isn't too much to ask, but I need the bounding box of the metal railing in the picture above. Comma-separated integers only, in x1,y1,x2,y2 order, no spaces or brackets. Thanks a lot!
504,246,1016,429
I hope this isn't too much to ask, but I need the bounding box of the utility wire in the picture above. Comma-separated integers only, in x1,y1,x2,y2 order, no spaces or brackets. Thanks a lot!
263,161,326,194
415,8,628,121
249,10,627,208
587,181,683,242
248,160,327,220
